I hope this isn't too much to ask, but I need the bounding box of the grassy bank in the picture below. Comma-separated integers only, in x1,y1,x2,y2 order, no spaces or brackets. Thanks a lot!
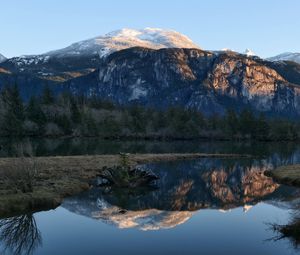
0,153,249,218
265,164,300,246
265,164,300,187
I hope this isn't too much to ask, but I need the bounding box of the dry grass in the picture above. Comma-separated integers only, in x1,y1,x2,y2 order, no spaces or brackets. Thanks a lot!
0,153,249,218
1,158,40,194
265,164,300,186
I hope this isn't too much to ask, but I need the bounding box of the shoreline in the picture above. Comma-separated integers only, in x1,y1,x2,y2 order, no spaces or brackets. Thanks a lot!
0,153,250,218
265,165,300,244
265,165,300,187
0,135,298,142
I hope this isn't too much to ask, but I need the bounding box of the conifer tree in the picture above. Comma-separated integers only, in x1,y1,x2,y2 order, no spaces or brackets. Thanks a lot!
225,109,238,137
1,85,24,136
41,85,54,105
26,96,46,126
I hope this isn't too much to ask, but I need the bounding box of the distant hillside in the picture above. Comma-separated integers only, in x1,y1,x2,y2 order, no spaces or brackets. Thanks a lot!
268,52,300,64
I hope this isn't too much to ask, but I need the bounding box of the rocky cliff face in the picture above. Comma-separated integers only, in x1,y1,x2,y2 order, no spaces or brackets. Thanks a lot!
66,47,300,117
2,45,300,117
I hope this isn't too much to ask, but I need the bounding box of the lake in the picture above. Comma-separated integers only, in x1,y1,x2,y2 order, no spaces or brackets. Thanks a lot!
1,139,300,254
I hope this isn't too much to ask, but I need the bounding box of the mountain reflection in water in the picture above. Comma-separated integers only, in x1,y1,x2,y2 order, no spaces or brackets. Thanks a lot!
62,158,300,231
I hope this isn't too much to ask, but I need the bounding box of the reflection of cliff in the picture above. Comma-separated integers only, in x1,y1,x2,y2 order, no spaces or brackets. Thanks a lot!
62,159,300,230
201,166,279,205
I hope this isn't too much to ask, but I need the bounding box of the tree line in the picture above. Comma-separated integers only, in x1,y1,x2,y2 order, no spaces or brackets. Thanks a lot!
0,85,299,141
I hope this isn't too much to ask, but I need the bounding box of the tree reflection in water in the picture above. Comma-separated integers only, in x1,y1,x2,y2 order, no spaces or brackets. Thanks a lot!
0,214,41,255
268,200,300,250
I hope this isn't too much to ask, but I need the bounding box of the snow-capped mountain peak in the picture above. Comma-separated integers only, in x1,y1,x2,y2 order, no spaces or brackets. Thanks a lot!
268,52,300,64
221,48,235,52
216,48,257,57
47,28,201,58
0,53,6,63
243,48,255,56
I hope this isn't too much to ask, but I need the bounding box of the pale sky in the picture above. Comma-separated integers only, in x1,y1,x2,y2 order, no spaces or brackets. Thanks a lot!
1,0,299,58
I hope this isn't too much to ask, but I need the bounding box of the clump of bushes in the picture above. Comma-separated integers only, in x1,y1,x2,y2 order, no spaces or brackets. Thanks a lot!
2,158,40,193
97,153,159,188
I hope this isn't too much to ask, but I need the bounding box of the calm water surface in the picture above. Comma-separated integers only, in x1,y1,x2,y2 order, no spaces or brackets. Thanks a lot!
1,139,300,254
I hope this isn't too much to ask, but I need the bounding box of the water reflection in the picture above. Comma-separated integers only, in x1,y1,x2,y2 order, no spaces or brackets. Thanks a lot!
267,197,300,250
62,159,300,231
0,214,41,255
1,156,300,254
1,138,300,163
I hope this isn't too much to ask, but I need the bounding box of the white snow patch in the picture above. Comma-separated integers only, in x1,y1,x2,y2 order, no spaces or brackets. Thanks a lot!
268,52,300,64
243,49,256,56
129,82,148,101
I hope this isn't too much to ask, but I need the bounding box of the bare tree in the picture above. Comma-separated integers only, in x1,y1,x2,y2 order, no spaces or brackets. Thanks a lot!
2,158,40,193
0,214,42,255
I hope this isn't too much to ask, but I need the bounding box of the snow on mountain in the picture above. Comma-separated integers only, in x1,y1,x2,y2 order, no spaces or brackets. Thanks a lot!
221,48,235,52
2,28,200,72
213,48,236,56
268,52,300,64
0,53,6,63
46,28,201,58
215,48,257,57
243,48,256,56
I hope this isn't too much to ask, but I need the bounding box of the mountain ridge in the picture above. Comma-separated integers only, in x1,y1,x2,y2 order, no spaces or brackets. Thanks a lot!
46,28,201,58
0,28,200,82
1,29,300,118
268,52,300,64
65,47,300,117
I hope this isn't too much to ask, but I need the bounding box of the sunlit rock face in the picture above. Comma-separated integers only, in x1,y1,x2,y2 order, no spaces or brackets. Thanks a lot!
66,48,300,117
209,55,291,113
62,158,300,230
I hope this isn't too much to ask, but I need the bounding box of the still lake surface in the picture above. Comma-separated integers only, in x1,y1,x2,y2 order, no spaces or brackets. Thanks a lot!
1,138,300,255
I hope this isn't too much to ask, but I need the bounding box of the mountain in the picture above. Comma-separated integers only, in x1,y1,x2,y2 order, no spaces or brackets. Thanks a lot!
243,48,256,56
0,53,6,63
47,28,200,58
216,49,256,57
66,47,300,117
0,28,199,82
1,29,300,117
0,71,62,101
268,60,300,86
268,52,300,64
